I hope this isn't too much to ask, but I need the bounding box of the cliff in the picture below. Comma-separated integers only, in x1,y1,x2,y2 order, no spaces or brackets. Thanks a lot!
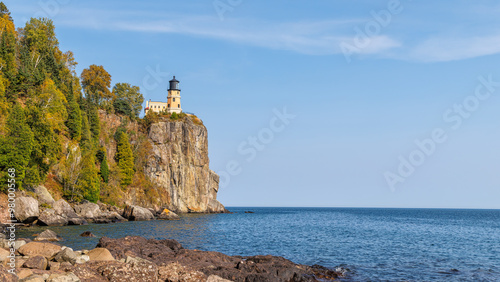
145,118,225,213
97,111,225,213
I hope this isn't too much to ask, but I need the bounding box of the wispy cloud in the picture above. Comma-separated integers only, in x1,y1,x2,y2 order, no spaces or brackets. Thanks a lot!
56,8,399,56
409,34,500,62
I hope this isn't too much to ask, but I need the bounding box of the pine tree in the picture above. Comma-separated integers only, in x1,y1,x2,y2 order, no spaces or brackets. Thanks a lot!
76,152,100,203
0,104,34,190
66,90,82,140
116,132,134,187
100,155,109,183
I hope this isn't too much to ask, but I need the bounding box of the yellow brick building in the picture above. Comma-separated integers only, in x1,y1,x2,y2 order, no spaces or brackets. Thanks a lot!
145,76,182,115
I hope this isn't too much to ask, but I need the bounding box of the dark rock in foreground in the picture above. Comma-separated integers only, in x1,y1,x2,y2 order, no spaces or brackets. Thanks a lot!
0,236,342,281
96,236,341,281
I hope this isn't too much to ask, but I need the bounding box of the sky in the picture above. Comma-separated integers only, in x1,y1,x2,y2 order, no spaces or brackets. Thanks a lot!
5,0,500,209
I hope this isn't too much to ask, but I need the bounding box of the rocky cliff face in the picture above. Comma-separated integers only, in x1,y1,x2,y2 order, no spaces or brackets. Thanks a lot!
145,118,225,213
98,111,225,213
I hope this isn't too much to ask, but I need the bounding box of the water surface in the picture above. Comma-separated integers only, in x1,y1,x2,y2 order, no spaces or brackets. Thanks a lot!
17,207,500,281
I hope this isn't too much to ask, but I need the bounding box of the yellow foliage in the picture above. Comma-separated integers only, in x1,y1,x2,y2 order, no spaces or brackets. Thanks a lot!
39,78,68,132
0,14,15,35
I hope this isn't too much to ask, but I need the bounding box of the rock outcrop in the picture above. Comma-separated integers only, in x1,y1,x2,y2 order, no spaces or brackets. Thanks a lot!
14,197,39,223
122,205,154,221
144,117,226,213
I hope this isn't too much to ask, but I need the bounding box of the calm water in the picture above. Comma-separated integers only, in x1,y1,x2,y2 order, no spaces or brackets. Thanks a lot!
17,207,500,281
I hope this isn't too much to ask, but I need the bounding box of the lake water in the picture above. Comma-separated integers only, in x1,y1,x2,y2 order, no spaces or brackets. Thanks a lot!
17,207,500,281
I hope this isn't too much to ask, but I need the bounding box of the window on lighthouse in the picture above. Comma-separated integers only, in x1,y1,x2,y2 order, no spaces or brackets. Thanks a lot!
178,104,180,108
173,98,176,102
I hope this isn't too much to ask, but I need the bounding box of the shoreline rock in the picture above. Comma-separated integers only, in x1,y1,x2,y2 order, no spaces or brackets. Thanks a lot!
0,235,343,281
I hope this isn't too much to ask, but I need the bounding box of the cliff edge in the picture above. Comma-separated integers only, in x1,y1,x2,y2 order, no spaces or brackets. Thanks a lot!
145,117,225,213
97,111,225,213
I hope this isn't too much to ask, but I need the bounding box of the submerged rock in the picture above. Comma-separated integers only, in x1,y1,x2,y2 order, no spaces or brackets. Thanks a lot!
80,231,95,237
157,208,180,220
34,229,61,242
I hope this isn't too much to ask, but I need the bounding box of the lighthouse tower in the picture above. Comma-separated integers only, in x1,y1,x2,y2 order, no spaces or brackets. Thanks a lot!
167,76,182,114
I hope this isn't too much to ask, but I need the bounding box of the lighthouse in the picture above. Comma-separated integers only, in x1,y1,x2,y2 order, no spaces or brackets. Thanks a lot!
144,76,183,115
167,76,181,114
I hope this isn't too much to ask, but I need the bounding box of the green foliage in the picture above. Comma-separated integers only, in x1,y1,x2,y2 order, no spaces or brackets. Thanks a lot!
66,92,82,140
100,155,109,183
0,104,34,190
112,83,144,117
170,112,179,120
113,126,127,142
80,111,92,149
0,2,12,20
116,132,134,187
113,99,132,117
76,152,100,203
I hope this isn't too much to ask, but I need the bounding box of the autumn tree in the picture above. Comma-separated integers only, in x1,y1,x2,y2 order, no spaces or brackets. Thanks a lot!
112,83,144,118
81,65,113,106
116,131,134,187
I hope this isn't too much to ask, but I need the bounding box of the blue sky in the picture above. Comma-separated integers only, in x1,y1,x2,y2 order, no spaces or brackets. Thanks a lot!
6,0,500,209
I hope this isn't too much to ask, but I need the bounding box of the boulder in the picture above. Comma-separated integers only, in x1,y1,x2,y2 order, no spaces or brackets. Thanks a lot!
23,255,48,270
17,268,33,279
53,200,78,217
75,255,89,264
158,262,206,282
207,275,233,282
0,238,26,250
20,274,46,281
95,260,158,281
34,185,55,206
37,209,68,226
14,196,39,223
46,272,80,282
48,261,60,271
34,229,61,241
80,231,95,237
93,211,127,224
122,205,154,221
157,208,180,220
0,248,9,262
54,248,77,264
18,242,62,259
74,202,101,219
87,248,114,261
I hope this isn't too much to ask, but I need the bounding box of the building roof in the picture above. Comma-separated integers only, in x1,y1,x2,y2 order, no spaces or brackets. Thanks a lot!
169,76,179,83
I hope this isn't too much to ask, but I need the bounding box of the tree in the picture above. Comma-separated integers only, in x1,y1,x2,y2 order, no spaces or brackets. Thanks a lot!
0,104,34,190
96,147,109,183
66,92,82,140
61,141,82,199
112,83,144,117
81,65,113,106
76,152,100,202
0,2,12,21
100,155,109,183
113,99,132,117
116,131,134,187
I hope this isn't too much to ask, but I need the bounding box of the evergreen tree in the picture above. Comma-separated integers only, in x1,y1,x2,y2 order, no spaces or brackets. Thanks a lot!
0,104,34,190
100,155,109,183
66,90,82,140
116,132,134,187
76,152,99,202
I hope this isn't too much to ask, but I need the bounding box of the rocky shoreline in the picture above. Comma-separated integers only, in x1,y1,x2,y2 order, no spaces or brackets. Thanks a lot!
0,233,342,281
4,189,226,228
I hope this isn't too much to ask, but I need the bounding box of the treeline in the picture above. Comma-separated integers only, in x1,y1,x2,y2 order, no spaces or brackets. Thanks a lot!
0,3,145,203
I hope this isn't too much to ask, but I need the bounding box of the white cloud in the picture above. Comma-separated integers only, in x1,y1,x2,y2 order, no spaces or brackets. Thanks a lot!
409,34,500,62
56,8,400,56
